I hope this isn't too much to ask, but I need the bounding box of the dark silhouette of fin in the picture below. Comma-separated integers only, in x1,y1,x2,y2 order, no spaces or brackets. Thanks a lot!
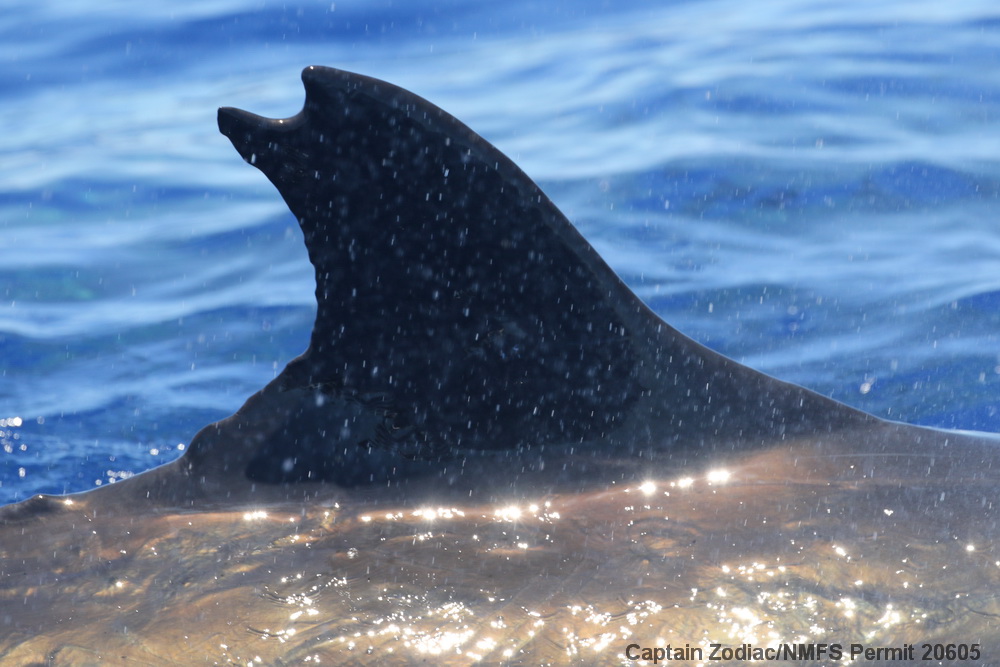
197,66,870,486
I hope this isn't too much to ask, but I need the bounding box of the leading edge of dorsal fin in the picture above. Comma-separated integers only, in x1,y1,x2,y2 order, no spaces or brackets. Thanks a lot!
206,66,872,486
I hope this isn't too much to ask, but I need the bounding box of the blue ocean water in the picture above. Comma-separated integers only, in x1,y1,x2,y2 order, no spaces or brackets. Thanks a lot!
1,0,999,505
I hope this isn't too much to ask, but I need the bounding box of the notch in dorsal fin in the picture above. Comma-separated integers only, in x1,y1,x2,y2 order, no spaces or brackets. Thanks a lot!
210,66,869,485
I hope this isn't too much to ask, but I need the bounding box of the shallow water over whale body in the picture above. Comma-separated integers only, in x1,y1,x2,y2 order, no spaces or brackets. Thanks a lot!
3,428,1000,665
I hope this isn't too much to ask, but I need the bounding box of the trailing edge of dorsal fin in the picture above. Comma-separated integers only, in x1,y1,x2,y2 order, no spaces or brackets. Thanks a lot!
205,66,872,485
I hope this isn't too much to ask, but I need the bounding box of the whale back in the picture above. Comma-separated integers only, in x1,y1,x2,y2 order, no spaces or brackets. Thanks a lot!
2,66,999,664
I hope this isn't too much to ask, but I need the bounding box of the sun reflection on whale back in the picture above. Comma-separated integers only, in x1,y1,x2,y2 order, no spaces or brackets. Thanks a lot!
5,435,997,666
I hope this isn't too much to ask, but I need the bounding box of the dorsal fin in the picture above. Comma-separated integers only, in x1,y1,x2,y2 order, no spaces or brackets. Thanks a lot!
208,66,870,486
217,68,647,451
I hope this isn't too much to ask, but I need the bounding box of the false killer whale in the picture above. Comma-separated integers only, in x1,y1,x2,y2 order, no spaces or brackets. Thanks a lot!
1,66,998,665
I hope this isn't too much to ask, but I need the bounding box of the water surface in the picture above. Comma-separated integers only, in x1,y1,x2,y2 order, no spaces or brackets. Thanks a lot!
2,0,999,503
